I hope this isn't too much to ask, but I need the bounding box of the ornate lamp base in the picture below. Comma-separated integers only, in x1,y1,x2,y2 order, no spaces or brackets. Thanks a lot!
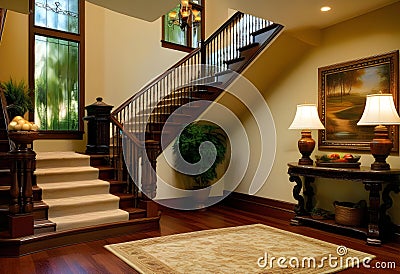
370,125,393,170
297,130,315,165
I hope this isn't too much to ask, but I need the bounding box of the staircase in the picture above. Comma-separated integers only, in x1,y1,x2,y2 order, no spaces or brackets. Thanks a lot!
0,11,283,256
35,152,129,231
110,12,283,201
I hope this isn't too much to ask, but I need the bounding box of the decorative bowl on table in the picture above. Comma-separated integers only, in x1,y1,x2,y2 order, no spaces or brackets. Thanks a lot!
315,153,361,168
8,131,40,144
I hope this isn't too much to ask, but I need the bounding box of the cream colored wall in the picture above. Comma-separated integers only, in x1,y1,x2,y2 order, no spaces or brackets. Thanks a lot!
0,11,28,84
241,2,400,224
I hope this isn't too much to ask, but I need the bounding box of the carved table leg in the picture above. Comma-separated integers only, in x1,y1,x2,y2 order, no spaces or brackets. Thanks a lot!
304,176,315,213
364,181,383,245
289,175,306,225
380,183,400,240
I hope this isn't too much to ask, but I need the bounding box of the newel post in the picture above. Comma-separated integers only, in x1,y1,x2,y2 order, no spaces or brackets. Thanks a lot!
7,131,38,238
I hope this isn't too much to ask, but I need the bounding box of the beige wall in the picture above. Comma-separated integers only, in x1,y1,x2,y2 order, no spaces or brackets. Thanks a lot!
242,2,400,224
0,11,28,83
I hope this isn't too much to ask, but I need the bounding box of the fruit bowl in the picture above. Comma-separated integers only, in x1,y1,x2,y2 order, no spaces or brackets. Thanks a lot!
315,153,361,168
8,131,40,144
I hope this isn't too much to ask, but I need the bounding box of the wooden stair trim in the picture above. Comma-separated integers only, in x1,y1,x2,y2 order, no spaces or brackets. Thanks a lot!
0,217,160,257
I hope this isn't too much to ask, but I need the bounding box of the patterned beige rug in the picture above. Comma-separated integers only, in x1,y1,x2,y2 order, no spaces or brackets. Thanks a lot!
105,224,375,273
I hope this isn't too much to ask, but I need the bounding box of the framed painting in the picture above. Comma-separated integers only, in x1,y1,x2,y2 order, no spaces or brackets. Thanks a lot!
0,8,6,43
318,50,399,152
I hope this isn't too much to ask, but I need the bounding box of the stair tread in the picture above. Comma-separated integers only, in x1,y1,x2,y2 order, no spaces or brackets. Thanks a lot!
35,166,98,175
43,193,119,205
36,151,90,161
124,207,147,214
38,179,109,189
49,209,129,231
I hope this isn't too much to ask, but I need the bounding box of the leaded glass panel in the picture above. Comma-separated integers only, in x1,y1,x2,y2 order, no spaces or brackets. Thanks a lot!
34,35,79,130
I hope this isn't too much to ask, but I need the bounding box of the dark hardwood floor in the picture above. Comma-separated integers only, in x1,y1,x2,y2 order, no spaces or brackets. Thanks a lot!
0,204,399,273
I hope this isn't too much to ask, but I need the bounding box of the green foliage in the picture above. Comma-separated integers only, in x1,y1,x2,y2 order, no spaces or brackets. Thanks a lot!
173,122,227,189
0,78,33,118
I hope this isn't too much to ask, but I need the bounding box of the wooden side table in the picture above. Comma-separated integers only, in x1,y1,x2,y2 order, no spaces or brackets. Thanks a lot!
287,162,400,245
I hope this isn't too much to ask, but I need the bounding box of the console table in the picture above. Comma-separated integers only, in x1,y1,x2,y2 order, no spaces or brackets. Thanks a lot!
287,162,400,245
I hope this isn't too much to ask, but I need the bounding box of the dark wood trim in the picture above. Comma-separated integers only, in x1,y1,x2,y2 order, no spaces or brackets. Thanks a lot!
79,0,85,135
223,192,295,220
0,217,160,257
161,40,194,53
36,130,84,140
31,26,82,42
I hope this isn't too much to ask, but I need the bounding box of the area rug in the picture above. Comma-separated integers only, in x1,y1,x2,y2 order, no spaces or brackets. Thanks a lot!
105,224,375,273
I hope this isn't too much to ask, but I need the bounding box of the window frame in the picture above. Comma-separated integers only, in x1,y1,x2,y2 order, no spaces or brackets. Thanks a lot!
161,1,205,52
28,0,85,139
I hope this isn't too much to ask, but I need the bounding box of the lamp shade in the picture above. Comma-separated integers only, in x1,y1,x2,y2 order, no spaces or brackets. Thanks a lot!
289,104,325,130
357,94,400,125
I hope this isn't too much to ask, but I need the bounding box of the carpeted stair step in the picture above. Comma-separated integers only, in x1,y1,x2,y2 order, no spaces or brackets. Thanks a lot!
36,151,90,169
45,193,121,218
40,179,110,199
34,151,131,232
35,166,99,184
49,209,129,231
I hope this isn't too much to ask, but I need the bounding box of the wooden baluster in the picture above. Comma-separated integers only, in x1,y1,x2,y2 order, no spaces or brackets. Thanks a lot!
8,156,20,215
22,150,35,213
7,134,37,238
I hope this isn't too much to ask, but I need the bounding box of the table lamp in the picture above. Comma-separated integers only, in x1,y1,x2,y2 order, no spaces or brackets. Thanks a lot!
357,93,400,170
289,104,325,165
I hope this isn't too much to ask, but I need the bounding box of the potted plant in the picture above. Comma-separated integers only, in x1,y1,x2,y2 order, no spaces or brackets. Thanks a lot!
0,78,33,120
173,121,227,191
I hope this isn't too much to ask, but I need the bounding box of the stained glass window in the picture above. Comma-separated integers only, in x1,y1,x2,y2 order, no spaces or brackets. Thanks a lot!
34,36,79,130
34,0,79,33
30,0,84,134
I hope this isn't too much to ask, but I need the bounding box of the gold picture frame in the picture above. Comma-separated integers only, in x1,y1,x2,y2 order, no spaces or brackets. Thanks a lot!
0,8,7,43
318,51,399,152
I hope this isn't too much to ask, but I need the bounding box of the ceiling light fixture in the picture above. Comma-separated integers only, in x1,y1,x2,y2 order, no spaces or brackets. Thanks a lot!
320,6,332,12
168,0,201,30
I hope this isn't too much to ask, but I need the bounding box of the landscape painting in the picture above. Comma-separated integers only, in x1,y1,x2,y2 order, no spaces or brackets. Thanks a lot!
318,51,399,151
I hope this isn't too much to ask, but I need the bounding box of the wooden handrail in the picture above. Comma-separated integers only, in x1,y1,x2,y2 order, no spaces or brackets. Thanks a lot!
111,12,244,115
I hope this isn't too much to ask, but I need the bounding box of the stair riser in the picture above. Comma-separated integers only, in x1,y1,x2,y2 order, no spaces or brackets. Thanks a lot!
90,157,110,166
36,170,99,184
47,199,120,218
99,169,115,180
41,184,110,199
109,183,126,194
129,211,146,219
33,206,48,220
239,45,260,59
34,223,56,234
0,171,11,186
119,198,134,209
36,158,90,169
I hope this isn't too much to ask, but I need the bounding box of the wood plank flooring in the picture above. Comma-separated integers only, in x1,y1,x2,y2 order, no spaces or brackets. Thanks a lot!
0,204,399,273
